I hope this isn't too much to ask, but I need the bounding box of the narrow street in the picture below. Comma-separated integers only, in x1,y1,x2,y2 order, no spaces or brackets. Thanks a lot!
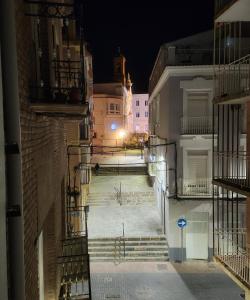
87,154,243,299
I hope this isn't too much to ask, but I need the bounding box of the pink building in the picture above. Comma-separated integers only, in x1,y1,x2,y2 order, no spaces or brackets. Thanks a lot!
132,94,149,133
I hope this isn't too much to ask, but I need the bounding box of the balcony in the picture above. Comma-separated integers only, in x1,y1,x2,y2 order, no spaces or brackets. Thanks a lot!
181,116,214,135
214,228,250,288
59,201,91,299
58,237,90,300
30,59,89,118
149,45,213,94
214,55,250,104
213,152,250,195
181,178,212,197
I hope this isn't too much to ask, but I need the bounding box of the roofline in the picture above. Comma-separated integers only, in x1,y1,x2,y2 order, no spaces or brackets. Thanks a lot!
149,65,215,103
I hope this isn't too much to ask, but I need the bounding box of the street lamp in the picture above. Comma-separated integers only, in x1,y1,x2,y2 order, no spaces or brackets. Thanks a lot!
118,129,126,139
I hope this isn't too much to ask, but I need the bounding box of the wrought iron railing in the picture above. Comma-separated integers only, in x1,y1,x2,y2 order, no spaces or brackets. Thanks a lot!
215,55,250,103
25,0,87,106
181,178,212,196
214,151,250,191
214,228,250,285
58,237,90,300
181,116,214,135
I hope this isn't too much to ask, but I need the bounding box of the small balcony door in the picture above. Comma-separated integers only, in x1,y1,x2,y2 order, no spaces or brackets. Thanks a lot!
183,150,210,195
187,153,208,179
187,92,209,118
182,92,212,134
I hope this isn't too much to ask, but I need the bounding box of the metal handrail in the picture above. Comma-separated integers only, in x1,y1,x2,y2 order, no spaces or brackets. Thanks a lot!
215,54,250,102
182,178,212,196
181,116,213,134
214,228,250,285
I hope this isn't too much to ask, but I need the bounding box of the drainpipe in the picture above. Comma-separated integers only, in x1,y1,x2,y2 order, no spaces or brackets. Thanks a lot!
0,44,8,300
0,1,25,300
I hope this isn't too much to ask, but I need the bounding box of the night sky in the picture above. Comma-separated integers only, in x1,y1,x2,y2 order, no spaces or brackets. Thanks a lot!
83,1,214,93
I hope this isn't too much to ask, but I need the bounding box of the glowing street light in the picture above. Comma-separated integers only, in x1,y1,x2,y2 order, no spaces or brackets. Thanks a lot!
118,129,126,139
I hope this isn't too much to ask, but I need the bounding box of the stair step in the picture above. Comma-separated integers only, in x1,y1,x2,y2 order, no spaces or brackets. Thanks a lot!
89,246,167,251
89,236,166,242
89,250,168,257
88,242,167,248
90,256,169,262
88,235,168,262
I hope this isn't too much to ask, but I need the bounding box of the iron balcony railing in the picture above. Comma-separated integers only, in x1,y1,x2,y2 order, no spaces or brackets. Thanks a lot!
149,48,213,94
181,178,212,196
181,116,214,135
215,54,250,103
214,152,250,193
214,228,250,286
58,237,90,300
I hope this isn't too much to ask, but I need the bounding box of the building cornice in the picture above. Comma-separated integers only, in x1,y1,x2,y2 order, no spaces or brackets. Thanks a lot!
149,65,215,103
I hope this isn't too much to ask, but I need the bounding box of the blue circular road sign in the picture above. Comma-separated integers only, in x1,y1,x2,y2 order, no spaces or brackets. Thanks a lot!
177,218,187,228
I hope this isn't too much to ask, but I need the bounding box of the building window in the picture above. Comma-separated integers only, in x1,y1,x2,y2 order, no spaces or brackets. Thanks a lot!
136,112,140,118
186,150,209,181
145,111,149,117
145,100,148,106
145,124,148,131
186,92,209,117
135,125,140,132
108,103,120,114
136,100,139,106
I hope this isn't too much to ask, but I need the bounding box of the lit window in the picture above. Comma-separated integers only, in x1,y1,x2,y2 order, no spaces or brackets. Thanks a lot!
145,101,148,106
135,125,140,132
136,100,139,106
109,103,120,114
145,112,149,117
136,112,140,118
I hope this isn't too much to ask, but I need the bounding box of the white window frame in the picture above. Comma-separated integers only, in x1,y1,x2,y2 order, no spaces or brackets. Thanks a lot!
108,103,120,114
183,148,212,180
180,78,213,118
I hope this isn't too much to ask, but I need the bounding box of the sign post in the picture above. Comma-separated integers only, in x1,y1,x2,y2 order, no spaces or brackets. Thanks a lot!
177,218,187,263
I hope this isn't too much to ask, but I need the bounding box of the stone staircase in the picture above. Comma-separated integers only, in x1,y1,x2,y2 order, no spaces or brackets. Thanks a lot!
92,165,148,176
87,191,156,206
88,236,169,262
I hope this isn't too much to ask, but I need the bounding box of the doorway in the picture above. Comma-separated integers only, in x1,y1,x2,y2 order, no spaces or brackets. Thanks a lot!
186,212,209,260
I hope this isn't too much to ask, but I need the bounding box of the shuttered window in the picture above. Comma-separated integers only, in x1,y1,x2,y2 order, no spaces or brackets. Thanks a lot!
187,92,209,117
187,150,208,179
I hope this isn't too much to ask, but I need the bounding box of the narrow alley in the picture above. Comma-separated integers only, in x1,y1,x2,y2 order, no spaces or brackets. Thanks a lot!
86,152,243,300
2,1,250,300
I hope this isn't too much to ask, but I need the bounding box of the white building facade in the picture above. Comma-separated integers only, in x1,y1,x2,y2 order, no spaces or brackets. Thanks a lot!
132,94,149,134
148,31,216,262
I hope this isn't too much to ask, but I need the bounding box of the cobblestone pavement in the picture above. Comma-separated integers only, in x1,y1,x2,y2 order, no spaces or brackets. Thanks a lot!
90,262,243,300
